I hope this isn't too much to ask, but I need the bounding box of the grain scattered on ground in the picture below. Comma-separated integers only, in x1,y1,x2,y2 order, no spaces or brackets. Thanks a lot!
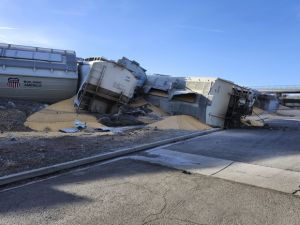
25,97,104,131
148,115,211,130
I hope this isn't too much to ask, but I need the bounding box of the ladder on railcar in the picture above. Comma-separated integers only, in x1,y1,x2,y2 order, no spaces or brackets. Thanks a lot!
77,65,107,110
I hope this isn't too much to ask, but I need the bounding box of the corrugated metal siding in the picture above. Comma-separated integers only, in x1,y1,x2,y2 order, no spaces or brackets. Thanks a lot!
0,43,77,72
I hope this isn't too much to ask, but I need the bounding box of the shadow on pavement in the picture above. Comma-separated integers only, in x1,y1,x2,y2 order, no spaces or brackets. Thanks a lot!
0,159,172,214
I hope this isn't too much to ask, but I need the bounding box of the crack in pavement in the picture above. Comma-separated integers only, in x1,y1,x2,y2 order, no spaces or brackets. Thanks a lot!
165,216,208,225
141,172,206,225
141,216,207,225
141,174,175,225
141,185,169,225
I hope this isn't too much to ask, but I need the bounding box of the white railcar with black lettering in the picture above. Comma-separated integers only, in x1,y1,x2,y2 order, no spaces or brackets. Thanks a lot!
0,43,78,103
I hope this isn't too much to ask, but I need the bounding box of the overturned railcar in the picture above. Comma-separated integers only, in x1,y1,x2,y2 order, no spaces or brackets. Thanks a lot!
75,57,138,114
0,43,78,103
144,75,254,128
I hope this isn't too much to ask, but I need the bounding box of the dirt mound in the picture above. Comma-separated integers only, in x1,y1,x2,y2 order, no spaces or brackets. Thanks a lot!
100,98,167,126
25,97,104,131
0,98,45,131
130,98,168,117
98,114,144,127
148,115,211,130
0,109,28,131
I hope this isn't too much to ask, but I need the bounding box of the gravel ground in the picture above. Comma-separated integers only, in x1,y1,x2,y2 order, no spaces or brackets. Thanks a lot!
0,98,45,132
0,128,193,176
0,98,195,177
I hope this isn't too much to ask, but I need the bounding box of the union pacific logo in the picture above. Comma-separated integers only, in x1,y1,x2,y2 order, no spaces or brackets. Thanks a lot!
7,78,20,88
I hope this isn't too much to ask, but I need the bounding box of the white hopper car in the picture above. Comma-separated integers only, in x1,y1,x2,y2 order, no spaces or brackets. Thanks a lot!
75,57,138,113
0,43,78,103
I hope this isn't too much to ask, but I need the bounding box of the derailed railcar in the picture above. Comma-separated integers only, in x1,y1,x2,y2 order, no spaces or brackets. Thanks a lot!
144,75,254,128
0,43,78,103
75,57,138,114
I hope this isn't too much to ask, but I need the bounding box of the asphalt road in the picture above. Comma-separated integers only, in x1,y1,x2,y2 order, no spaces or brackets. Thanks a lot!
167,118,300,172
131,117,300,193
1,117,300,225
1,159,300,225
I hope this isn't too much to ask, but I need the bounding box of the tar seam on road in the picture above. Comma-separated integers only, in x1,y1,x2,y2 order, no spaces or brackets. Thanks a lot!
210,161,235,176
292,185,300,195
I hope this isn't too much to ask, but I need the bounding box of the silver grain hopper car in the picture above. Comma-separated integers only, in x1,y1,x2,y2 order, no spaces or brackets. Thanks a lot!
144,75,254,128
75,57,138,114
0,43,78,103
117,57,147,88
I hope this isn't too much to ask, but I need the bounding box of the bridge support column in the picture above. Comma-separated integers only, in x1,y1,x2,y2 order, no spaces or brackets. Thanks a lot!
255,94,279,112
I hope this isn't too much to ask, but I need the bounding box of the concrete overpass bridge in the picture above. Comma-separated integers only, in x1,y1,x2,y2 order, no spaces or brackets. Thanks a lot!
253,85,300,94
252,85,300,108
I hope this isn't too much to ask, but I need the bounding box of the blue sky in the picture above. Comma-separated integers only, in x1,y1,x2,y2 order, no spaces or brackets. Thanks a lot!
0,0,299,86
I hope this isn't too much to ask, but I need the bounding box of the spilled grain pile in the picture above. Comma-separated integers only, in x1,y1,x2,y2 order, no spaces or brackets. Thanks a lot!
25,97,104,131
148,115,211,130
241,117,265,127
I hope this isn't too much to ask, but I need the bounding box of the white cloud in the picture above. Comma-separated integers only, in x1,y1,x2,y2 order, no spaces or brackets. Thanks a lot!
0,26,16,30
